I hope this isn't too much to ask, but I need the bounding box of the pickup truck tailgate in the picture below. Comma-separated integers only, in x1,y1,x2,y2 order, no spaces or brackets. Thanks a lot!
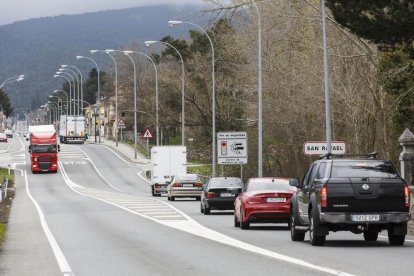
326,177,407,212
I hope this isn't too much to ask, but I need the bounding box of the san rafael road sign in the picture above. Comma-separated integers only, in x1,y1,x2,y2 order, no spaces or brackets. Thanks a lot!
217,132,247,164
303,141,346,156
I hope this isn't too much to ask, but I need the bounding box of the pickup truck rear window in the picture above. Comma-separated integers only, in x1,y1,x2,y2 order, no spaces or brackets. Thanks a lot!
331,161,398,178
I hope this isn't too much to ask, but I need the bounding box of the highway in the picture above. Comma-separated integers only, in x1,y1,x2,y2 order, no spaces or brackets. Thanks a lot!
1,135,414,276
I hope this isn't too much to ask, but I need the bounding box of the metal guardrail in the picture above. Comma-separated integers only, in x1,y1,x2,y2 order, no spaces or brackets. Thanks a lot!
0,175,8,202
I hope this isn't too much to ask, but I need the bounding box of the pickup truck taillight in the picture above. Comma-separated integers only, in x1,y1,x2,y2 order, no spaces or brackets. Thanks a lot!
320,185,328,208
404,185,410,207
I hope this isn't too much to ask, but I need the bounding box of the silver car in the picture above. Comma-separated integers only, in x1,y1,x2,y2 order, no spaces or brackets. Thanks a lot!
167,174,203,201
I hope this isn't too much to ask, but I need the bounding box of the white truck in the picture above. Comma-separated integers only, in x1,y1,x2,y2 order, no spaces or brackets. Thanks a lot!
59,115,85,144
150,146,187,196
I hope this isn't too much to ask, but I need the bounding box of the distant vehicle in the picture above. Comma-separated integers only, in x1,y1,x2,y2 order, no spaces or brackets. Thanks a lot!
28,125,60,173
59,115,85,144
290,153,411,246
0,133,7,143
150,146,187,196
4,129,13,138
234,177,297,229
167,174,203,201
201,177,244,215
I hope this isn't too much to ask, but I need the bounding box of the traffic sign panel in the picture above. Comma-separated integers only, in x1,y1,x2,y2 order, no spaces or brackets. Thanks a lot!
303,141,346,155
217,132,247,164
117,119,126,129
143,128,153,139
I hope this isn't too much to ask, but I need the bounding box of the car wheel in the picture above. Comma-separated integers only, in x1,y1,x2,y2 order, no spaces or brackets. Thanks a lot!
195,196,201,201
200,203,204,213
204,206,210,215
363,231,378,242
240,209,250,230
290,210,305,241
170,196,175,201
309,208,326,246
388,229,405,246
234,211,240,227
151,188,155,197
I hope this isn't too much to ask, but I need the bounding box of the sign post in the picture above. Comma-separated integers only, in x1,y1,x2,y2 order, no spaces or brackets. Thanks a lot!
117,118,126,142
143,128,153,157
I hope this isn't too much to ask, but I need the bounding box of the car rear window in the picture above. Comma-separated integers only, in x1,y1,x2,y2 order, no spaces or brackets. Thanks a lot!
331,161,398,178
209,178,243,188
175,175,200,182
250,180,291,191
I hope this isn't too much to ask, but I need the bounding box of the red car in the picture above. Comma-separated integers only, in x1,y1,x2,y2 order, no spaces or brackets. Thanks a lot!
0,133,8,143
234,177,298,229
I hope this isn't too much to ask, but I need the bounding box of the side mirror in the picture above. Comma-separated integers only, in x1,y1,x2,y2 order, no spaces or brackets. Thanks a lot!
289,178,300,188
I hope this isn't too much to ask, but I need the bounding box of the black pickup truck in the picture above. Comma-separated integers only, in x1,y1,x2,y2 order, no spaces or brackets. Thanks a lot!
290,153,411,246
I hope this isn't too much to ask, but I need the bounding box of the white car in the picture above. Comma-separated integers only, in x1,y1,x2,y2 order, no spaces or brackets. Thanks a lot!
167,174,203,201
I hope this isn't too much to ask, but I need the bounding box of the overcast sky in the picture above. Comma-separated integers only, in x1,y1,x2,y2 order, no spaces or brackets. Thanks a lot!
0,0,205,26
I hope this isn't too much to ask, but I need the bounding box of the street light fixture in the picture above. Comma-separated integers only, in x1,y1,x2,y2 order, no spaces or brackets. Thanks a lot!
145,40,186,146
169,20,217,177
76,55,102,143
55,73,75,115
91,49,119,146
59,67,80,114
124,50,160,146
62,65,84,115
54,89,69,115
0,74,25,89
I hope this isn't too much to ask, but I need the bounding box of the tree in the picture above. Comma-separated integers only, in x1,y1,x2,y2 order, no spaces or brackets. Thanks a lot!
83,68,109,105
0,89,13,116
326,0,414,45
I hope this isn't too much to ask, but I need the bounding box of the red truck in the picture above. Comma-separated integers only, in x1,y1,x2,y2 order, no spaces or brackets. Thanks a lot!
28,125,60,173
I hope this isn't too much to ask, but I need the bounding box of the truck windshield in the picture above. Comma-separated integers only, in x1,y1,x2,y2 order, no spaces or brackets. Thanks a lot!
32,144,57,153
331,161,398,178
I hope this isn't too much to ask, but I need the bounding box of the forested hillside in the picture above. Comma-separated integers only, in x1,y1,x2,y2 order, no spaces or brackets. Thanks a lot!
0,4,201,109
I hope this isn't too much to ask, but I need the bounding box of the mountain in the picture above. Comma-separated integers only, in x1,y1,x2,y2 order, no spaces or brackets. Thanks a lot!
0,4,203,109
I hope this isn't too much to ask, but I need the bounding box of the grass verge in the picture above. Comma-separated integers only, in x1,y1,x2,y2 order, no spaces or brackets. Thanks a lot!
0,168,15,246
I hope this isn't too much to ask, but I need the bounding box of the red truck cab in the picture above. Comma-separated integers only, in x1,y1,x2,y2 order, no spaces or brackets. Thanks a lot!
28,125,59,173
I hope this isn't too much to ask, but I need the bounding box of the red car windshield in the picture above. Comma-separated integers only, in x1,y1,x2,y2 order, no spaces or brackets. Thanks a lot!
249,180,291,191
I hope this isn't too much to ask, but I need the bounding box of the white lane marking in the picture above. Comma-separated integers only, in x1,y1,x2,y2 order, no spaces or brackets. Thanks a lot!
379,235,414,243
94,145,130,164
138,171,151,183
72,146,124,193
142,212,177,215
59,163,354,276
153,215,183,218
24,170,73,276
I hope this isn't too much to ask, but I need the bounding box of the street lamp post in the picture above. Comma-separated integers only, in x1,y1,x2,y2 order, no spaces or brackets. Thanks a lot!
0,74,24,89
322,0,332,153
91,49,119,146
49,96,62,117
76,55,101,143
54,74,73,115
169,20,216,177
123,52,138,159
62,65,83,115
54,90,69,115
145,40,186,146
59,68,80,114
124,50,160,146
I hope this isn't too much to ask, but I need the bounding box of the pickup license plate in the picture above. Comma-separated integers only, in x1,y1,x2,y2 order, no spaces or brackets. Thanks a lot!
351,214,380,222
266,197,286,203
220,193,233,197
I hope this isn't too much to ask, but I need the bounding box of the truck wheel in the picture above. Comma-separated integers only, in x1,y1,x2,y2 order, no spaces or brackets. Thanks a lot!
363,231,378,242
240,209,250,230
290,210,305,241
388,230,405,246
309,208,326,246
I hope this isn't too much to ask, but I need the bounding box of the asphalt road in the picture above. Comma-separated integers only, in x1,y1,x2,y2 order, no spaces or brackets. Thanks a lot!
1,135,414,276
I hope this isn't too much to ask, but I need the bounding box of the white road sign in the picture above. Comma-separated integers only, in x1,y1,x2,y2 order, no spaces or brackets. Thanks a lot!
117,119,126,129
143,128,153,139
217,132,247,164
303,141,346,155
